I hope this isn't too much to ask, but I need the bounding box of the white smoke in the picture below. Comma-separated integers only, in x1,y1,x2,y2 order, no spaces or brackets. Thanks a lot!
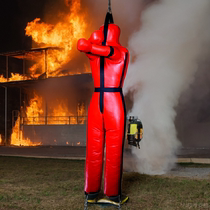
124,0,210,174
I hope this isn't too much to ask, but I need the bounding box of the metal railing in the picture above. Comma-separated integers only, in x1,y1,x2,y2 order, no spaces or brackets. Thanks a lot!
22,116,87,125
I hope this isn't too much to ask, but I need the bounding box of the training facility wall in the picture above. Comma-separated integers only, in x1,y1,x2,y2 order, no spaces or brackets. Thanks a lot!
179,122,210,148
23,125,86,146
22,122,210,148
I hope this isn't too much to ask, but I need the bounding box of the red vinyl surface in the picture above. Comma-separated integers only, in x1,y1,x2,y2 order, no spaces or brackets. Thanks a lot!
77,23,129,197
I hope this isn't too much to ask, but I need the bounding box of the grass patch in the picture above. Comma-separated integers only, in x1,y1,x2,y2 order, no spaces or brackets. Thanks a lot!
0,156,209,209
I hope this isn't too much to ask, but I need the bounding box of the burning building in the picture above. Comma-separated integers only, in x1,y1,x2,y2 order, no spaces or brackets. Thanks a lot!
0,47,93,146
0,0,93,146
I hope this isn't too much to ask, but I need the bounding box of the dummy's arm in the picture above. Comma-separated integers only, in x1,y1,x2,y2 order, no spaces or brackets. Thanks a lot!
77,38,121,60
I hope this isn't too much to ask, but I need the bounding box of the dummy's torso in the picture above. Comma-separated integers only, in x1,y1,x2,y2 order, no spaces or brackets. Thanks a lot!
87,46,129,88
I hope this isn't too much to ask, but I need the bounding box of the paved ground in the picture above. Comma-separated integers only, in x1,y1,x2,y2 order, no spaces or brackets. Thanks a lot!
165,165,210,179
1,146,210,179
0,145,210,159
177,147,210,158
0,145,86,159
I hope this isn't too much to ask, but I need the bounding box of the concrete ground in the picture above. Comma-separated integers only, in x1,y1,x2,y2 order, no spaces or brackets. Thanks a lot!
0,145,86,160
0,146,210,162
1,145,210,179
166,165,210,179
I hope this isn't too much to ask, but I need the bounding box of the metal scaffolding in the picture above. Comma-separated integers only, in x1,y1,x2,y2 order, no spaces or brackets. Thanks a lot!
0,47,91,145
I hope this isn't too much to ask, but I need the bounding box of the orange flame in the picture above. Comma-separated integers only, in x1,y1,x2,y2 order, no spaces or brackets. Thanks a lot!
10,91,86,146
49,100,77,125
10,116,42,147
25,0,87,77
24,92,44,125
11,92,43,146
0,73,31,83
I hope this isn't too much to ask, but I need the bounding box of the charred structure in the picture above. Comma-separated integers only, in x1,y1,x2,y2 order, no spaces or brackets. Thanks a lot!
0,48,93,146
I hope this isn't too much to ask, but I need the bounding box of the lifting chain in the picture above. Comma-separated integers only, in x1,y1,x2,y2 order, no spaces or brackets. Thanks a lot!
108,0,112,13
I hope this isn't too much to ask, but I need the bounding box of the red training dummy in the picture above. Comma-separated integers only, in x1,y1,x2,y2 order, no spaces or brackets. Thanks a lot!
77,12,129,207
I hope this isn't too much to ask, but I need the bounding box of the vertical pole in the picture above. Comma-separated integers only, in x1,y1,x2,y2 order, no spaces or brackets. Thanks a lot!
23,59,26,75
5,56,8,145
6,56,8,80
44,49,48,78
5,87,7,145
20,88,22,117
23,91,26,125
44,49,48,124
45,101,48,125
19,88,22,142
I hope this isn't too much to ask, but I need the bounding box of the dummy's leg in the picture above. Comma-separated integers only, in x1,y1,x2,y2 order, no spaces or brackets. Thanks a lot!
97,93,128,207
97,125,128,208
84,93,104,201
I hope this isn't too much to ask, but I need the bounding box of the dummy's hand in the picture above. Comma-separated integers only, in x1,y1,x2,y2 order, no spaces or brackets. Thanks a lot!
89,30,104,45
77,38,92,53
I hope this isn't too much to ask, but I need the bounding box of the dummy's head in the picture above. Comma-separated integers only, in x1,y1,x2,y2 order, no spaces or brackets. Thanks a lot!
100,24,121,46
89,24,121,46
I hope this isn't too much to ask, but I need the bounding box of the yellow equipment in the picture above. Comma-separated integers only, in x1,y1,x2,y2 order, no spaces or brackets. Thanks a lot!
127,116,143,149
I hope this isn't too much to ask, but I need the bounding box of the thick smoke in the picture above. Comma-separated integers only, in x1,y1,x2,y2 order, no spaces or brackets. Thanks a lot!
123,0,210,174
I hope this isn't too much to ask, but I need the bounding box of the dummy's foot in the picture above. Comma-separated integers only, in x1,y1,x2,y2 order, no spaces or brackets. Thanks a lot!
84,192,99,207
97,195,129,208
